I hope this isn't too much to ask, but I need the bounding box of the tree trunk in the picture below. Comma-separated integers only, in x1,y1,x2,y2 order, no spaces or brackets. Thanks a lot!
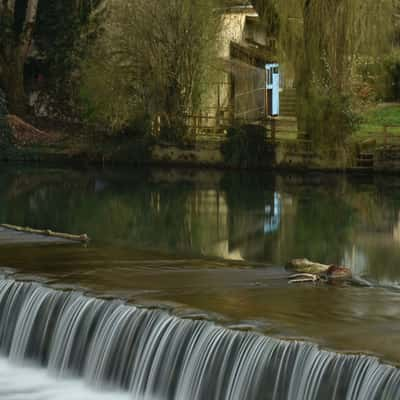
1,54,27,116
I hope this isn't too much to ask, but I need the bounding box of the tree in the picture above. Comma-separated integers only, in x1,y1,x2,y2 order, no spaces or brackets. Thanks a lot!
34,1,89,103
254,0,396,155
0,0,94,116
81,0,222,139
0,0,39,115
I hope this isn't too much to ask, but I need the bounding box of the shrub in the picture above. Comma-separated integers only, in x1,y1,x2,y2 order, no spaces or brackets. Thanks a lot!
221,124,272,168
300,79,361,159
92,114,156,163
355,54,400,102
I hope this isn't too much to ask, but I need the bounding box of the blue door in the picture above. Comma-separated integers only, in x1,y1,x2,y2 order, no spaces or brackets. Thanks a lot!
266,64,280,116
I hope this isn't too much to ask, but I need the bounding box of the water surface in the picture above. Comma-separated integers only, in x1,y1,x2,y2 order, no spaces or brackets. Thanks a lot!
1,165,400,363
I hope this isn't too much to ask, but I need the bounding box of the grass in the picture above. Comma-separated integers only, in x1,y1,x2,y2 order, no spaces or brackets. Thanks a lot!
352,104,400,142
362,104,400,126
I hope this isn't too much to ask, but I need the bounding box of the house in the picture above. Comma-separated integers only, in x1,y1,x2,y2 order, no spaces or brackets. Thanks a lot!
193,3,279,134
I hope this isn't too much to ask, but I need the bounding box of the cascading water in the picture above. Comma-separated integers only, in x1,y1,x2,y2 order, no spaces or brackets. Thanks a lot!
0,278,398,400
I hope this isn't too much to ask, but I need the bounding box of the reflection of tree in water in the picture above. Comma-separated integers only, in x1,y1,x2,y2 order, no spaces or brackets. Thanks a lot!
0,168,229,255
0,169,193,251
343,177,400,281
221,173,353,265
262,175,356,266
0,168,95,229
289,190,354,265
277,176,400,272
222,173,276,261
131,184,195,252
5,167,400,274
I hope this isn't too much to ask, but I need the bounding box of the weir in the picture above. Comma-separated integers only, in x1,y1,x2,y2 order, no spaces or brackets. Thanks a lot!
0,278,399,399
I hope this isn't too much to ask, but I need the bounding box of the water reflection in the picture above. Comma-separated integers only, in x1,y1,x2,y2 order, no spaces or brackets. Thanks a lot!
264,192,281,235
2,166,400,283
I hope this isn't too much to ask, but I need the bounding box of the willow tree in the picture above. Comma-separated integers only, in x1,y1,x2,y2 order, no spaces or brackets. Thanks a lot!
256,0,396,156
81,0,222,139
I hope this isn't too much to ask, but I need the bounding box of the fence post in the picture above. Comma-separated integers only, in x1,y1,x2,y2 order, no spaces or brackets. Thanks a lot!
217,84,221,127
384,125,388,148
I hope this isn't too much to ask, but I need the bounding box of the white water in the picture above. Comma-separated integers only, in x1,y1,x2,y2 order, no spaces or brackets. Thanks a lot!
0,279,399,400
0,357,130,400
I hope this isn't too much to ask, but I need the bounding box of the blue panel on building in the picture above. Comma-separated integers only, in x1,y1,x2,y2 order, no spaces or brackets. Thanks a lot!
266,64,280,116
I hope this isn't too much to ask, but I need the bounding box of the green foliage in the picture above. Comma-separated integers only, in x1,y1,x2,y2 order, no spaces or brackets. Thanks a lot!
264,0,395,154
385,56,400,101
221,124,272,168
305,86,361,152
33,0,95,114
362,105,400,126
355,52,400,102
0,90,13,153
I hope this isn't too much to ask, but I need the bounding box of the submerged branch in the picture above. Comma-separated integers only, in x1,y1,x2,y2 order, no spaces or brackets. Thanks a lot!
0,224,90,243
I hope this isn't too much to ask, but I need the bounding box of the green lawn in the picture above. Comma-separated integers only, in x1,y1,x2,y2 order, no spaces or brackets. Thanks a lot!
353,104,400,142
362,104,400,126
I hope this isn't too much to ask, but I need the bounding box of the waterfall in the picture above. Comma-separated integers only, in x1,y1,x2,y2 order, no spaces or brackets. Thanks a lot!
0,278,398,400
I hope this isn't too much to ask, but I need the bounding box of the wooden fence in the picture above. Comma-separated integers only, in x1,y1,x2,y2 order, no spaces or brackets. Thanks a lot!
360,125,400,147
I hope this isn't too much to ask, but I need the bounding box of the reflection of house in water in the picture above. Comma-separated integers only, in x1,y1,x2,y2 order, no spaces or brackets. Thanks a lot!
264,192,281,234
184,188,255,261
186,189,231,258
393,211,400,242
182,187,284,261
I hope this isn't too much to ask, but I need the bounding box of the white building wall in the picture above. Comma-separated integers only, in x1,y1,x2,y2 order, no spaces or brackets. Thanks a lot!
218,8,258,59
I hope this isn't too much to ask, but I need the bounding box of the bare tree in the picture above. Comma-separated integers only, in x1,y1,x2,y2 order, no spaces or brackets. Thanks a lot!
81,0,222,138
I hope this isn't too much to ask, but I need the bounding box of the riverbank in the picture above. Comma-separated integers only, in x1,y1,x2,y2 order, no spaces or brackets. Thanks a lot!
4,114,400,173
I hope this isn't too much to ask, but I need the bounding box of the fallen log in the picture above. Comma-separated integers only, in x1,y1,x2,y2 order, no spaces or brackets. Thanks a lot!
286,258,352,283
0,224,89,243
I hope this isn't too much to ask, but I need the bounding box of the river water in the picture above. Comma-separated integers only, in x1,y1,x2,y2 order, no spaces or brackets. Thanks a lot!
0,165,400,398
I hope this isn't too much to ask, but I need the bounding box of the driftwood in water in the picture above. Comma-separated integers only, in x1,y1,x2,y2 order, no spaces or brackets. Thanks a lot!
0,224,89,243
286,258,330,274
286,258,352,283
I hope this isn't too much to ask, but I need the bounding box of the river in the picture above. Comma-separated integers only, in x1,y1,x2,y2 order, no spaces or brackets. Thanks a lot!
0,165,400,399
